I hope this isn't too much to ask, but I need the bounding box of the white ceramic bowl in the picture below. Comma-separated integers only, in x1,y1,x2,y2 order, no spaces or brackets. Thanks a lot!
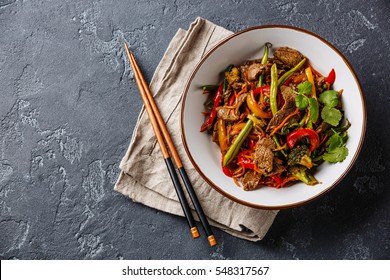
181,25,366,209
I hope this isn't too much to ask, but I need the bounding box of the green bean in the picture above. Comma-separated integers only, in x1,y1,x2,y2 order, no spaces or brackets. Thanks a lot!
223,118,253,166
270,63,278,115
257,42,272,87
277,58,307,87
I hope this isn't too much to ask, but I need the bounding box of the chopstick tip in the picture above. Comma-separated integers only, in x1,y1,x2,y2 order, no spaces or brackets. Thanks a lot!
190,227,200,239
123,42,133,62
123,42,129,52
208,235,217,247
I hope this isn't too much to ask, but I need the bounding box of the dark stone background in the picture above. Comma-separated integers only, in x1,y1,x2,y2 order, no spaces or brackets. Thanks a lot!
0,0,389,259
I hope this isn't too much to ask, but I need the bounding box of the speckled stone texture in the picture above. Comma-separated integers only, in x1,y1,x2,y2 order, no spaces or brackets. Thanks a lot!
0,0,389,260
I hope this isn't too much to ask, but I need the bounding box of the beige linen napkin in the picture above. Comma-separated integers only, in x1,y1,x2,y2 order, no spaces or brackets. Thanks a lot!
115,17,278,241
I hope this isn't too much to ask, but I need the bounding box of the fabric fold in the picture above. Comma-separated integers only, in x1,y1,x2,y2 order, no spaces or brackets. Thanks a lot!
115,17,278,241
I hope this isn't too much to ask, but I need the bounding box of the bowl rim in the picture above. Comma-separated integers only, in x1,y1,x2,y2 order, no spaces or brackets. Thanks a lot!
180,24,367,210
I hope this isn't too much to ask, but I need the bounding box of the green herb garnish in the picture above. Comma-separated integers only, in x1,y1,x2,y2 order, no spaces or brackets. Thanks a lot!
295,81,319,123
323,130,349,163
319,90,342,126
319,90,339,107
321,106,342,127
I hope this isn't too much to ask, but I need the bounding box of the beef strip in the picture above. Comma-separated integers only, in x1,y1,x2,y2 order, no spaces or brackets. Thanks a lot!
246,63,266,81
266,86,296,133
253,137,286,177
253,138,276,174
216,92,248,121
241,170,262,191
274,47,305,68
240,59,267,83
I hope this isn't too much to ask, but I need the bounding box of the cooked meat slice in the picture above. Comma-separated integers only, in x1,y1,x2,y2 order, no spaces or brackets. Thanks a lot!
216,93,248,121
252,138,286,177
241,170,262,191
266,86,296,133
240,59,264,82
274,47,305,68
216,107,239,121
246,63,266,81
253,138,276,174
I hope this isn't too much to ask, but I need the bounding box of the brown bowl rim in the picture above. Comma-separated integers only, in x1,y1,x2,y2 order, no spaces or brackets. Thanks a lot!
180,24,367,210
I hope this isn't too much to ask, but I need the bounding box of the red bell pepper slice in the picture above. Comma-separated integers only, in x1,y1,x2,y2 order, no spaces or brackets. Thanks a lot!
253,85,270,96
200,83,223,132
237,150,255,169
286,128,320,151
325,68,336,85
222,166,233,177
228,94,236,106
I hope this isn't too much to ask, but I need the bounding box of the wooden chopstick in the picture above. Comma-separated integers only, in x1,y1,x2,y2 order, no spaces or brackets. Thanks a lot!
123,44,200,240
124,43,217,247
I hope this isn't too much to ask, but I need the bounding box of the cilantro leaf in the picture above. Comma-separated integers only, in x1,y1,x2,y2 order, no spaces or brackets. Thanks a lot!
297,81,312,95
319,90,339,108
323,130,349,163
308,97,319,123
327,131,344,150
296,94,309,109
323,146,348,163
321,106,342,126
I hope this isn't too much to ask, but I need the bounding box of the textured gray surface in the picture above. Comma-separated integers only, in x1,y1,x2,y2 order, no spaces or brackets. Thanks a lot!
0,0,389,260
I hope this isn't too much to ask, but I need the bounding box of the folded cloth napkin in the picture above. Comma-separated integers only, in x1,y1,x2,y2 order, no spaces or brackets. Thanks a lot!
115,17,278,241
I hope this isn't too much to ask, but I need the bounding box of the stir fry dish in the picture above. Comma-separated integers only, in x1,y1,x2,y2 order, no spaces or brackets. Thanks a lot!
200,43,350,191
